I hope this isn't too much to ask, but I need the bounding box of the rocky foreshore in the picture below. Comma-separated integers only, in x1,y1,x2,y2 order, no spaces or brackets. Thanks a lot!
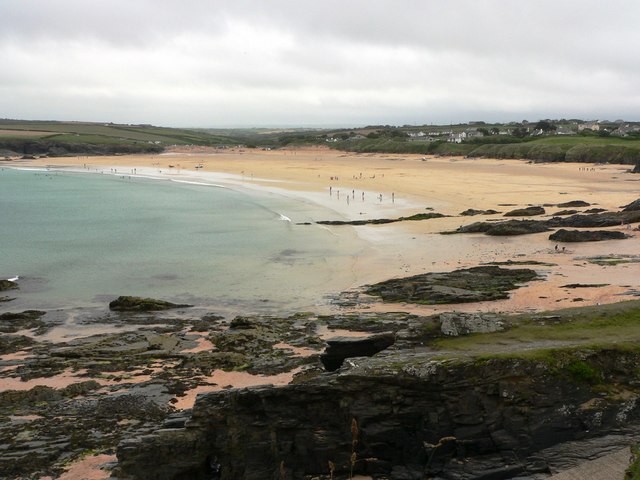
111,299,640,480
2,272,640,479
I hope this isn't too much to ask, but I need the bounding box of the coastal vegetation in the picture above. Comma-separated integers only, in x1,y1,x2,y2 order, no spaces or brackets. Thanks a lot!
431,300,640,355
3,118,640,168
0,119,242,157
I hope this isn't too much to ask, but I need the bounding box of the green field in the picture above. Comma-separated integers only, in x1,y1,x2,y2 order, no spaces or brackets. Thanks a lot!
0,120,239,146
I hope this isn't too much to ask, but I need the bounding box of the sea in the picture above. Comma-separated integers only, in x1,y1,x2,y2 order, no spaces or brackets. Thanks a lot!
0,167,366,317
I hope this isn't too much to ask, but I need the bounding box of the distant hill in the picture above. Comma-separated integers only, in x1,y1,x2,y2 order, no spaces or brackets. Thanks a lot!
2,119,640,167
0,119,243,157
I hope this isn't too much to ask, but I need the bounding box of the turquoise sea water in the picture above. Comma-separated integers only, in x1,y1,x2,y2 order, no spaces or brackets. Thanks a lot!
0,168,364,315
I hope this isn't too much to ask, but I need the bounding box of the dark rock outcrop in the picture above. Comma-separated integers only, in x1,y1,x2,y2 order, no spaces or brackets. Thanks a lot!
549,210,640,228
447,209,640,236
459,209,500,216
0,279,18,291
452,219,552,236
0,310,47,334
316,212,445,226
557,200,590,208
622,198,640,212
115,348,640,480
320,333,395,371
364,266,539,305
503,206,545,217
553,209,578,216
549,229,629,242
108,296,192,312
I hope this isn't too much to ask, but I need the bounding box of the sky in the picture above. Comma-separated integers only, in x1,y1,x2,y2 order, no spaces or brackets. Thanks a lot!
1,0,639,127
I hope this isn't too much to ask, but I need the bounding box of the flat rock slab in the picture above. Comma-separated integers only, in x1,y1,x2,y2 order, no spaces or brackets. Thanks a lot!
549,447,631,480
439,312,505,336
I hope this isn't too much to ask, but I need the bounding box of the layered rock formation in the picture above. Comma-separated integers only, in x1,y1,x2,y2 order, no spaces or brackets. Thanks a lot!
115,348,640,480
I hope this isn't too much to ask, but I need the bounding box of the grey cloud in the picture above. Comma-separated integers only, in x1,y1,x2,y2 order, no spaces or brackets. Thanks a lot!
1,0,639,126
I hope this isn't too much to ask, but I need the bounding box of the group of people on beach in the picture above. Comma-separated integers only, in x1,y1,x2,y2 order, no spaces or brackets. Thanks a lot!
329,185,394,205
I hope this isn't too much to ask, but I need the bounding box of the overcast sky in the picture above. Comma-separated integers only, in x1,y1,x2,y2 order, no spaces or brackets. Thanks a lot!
1,0,638,127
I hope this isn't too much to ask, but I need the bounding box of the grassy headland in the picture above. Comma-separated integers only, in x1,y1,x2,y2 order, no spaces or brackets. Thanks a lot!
0,119,244,157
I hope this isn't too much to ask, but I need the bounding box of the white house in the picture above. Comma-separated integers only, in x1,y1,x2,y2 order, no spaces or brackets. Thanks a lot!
578,122,600,131
448,132,467,143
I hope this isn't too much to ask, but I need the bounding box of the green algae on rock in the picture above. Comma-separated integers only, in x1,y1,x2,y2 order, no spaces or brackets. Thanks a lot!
364,265,539,305
108,296,192,312
0,279,18,291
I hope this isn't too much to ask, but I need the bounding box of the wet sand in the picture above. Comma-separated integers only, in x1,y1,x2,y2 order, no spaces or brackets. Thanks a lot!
43,453,115,480
173,368,301,410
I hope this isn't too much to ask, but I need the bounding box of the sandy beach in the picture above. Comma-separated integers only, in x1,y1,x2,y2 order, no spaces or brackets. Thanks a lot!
20,146,640,315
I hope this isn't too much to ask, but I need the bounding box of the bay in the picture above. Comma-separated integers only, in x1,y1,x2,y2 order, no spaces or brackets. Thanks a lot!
0,168,364,314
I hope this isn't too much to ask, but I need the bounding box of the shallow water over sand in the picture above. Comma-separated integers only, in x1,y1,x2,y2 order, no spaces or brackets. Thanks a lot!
0,168,366,315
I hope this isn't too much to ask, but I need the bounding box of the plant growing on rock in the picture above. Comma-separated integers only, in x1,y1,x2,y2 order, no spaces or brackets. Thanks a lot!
425,436,457,470
350,418,358,479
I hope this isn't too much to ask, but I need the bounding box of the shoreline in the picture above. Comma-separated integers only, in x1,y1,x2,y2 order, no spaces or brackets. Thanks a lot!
9,148,640,314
